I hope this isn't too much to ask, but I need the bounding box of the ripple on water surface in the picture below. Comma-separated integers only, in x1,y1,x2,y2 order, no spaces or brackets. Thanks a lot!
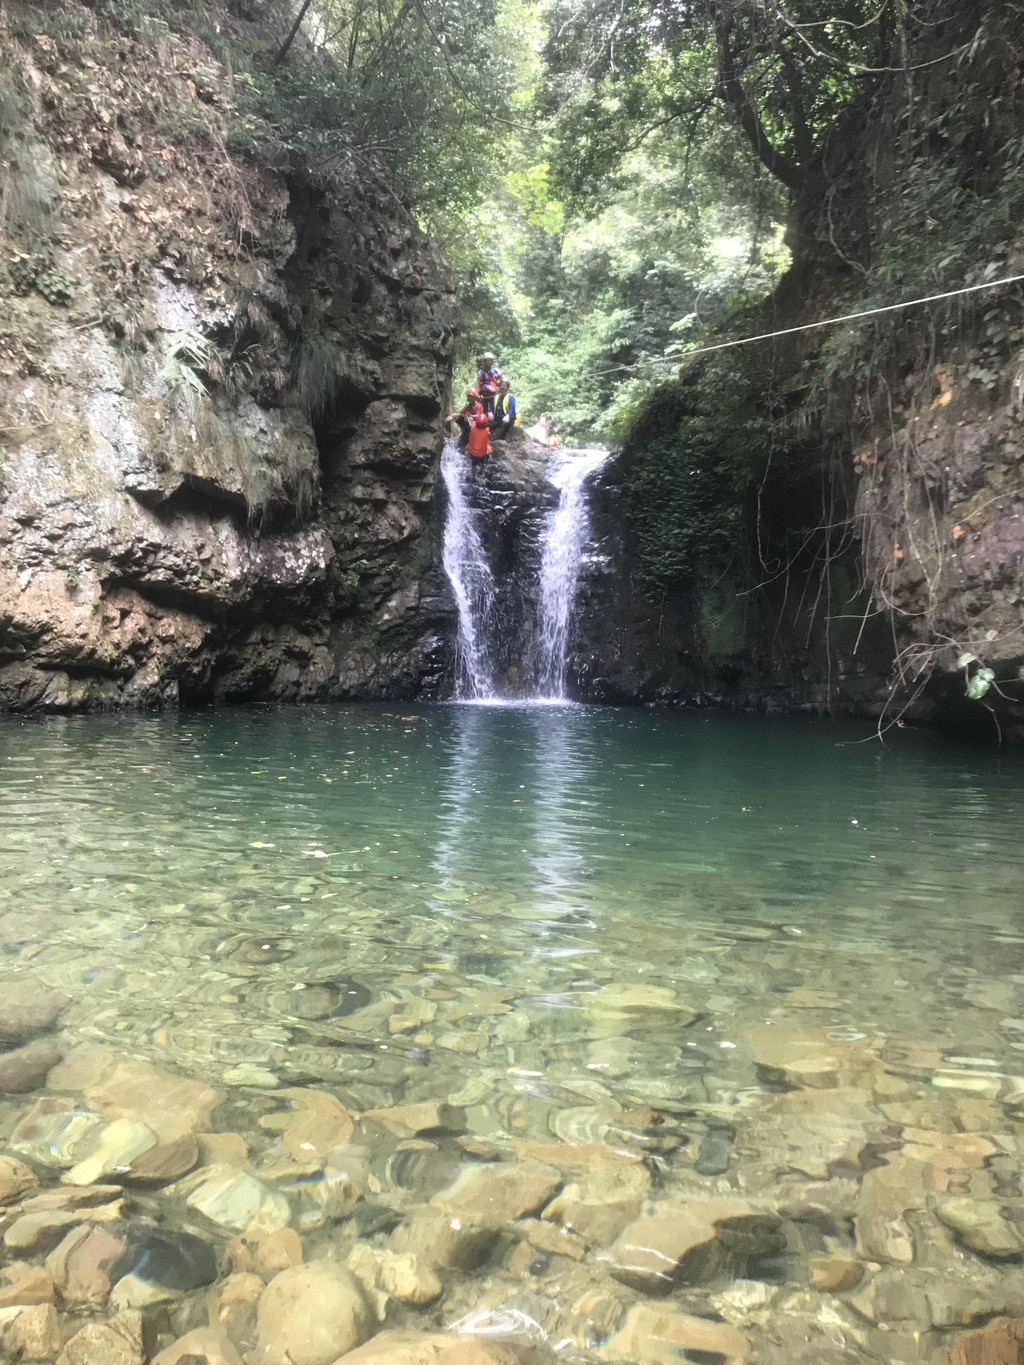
1,704,1023,1363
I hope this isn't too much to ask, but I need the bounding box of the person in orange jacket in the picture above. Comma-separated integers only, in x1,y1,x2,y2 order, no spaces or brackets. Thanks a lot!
465,410,492,477
444,388,483,450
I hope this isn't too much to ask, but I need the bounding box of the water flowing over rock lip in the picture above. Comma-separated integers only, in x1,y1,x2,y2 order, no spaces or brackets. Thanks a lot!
440,439,612,703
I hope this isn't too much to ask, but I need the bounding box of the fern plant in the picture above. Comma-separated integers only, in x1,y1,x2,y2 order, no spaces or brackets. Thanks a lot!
158,329,219,415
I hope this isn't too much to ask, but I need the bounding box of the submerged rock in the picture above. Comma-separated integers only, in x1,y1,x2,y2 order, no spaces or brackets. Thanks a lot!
346,1244,443,1309
259,1088,355,1161
108,1223,219,1307
605,1198,783,1293
430,1161,562,1230
0,981,69,1046
332,1331,522,1365
0,1036,63,1094
951,1316,1024,1365
256,1263,377,1365
0,1262,55,1308
0,1302,63,1360
362,1102,467,1139
48,1045,225,1142
176,1164,292,1233
391,1212,498,1272
935,1198,1024,1259
63,1117,159,1186
854,1155,929,1264
598,1304,749,1365
46,1222,126,1310
152,1326,242,1365
0,1156,37,1205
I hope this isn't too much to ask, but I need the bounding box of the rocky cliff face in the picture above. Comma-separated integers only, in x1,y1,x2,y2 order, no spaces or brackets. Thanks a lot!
565,459,894,714
595,5,1024,738
0,3,456,710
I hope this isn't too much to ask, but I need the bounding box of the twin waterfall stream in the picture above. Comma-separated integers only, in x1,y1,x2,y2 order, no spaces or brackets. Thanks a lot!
440,439,610,701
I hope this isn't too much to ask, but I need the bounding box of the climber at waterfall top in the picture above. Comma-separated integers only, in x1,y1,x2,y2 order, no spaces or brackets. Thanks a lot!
476,352,501,415
490,376,516,439
465,410,493,477
444,388,483,450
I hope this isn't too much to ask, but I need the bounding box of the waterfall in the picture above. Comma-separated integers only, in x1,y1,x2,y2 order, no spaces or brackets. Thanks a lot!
441,438,609,701
440,439,496,699
534,449,611,699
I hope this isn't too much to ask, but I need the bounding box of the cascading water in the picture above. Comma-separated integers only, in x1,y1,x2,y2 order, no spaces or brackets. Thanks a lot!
440,438,498,699
533,448,610,699
441,437,609,701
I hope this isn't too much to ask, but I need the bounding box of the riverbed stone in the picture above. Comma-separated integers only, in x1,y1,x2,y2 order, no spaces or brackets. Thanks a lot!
46,1222,127,1309
0,1155,37,1204
0,1262,55,1308
124,1134,199,1183
430,1160,562,1229
347,1244,443,1309
541,1160,650,1246
950,1316,1024,1365
586,983,696,1040
211,1271,264,1341
48,1045,225,1142
175,1162,291,1231
228,1225,304,1278
808,1255,862,1292
935,1197,1024,1258
3,1199,124,1254
520,1217,586,1261
63,1117,160,1186
745,1026,881,1090
391,1211,499,1272
854,1154,928,1263
0,1301,63,1359
362,1102,467,1138
107,1223,219,1306
257,1263,377,1365
598,1303,749,1365
57,1312,144,1365
0,1036,63,1094
259,1088,355,1161
152,1326,243,1365
330,1330,522,1365
9,1098,109,1169
605,1198,783,1293
0,981,69,1045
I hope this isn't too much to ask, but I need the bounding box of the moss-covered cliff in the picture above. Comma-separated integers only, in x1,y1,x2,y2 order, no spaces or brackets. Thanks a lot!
598,0,1024,737
0,0,456,710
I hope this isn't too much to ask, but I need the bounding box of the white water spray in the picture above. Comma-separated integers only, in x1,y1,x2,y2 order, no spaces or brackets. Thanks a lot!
534,449,610,699
440,439,497,699
441,440,609,701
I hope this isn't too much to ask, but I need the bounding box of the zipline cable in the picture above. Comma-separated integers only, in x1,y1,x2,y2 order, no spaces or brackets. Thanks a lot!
675,270,1024,361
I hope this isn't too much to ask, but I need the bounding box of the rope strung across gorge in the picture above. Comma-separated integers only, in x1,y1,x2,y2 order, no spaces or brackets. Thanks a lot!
677,270,1024,360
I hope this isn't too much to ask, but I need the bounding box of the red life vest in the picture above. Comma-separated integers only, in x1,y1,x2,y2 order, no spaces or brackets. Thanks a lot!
477,367,500,396
466,416,492,458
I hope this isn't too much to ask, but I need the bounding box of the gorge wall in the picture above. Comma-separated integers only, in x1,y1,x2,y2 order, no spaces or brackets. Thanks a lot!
0,0,456,711
575,2,1024,739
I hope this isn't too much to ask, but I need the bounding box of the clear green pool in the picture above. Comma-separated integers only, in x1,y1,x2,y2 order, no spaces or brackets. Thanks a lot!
2,703,1023,1361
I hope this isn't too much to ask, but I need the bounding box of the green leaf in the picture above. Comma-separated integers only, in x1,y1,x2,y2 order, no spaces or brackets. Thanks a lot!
966,673,992,700
985,629,998,641
956,652,977,669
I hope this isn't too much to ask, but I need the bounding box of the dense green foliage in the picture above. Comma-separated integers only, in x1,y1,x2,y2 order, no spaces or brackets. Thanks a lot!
15,0,519,216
